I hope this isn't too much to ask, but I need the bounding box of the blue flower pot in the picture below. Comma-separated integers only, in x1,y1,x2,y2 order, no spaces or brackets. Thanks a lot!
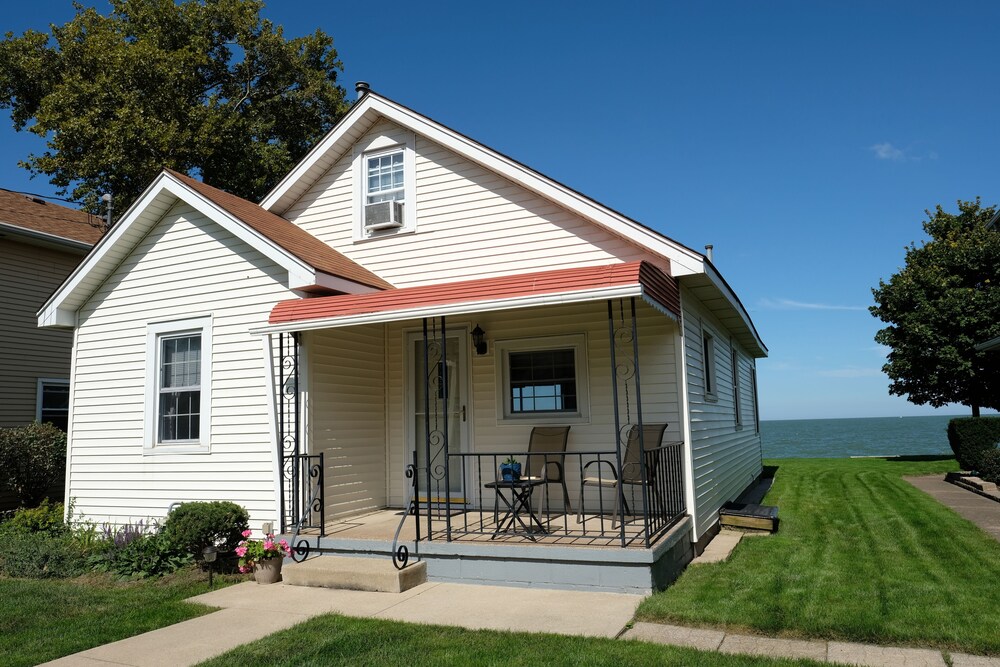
499,462,521,482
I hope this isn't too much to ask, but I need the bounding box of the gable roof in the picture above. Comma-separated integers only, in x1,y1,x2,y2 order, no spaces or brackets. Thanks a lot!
262,261,680,333
0,188,103,248
164,170,391,290
39,170,391,328
261,89,766,356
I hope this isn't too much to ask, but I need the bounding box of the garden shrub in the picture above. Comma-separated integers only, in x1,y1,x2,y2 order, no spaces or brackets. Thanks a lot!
948,417,1000,471
0,422,67,506
89,521,192,578
5,499,67,535
162,501,249,557
977,448,1000,485
0,523,88,578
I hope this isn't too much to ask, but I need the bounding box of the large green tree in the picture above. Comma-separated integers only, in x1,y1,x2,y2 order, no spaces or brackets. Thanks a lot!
871,198,1000,416
0,0,349,216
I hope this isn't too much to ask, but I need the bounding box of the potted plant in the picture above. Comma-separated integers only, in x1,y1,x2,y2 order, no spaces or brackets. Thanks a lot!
235,530,292,584
499,456,521,482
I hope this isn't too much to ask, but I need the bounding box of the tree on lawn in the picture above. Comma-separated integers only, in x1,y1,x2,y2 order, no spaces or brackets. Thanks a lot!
870,198,1000,417
0,0,349,220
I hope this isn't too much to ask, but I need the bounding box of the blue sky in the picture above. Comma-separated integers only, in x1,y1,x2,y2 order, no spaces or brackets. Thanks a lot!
3,1,997,420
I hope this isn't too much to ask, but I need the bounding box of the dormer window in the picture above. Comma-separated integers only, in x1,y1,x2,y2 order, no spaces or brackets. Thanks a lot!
353,130,416,240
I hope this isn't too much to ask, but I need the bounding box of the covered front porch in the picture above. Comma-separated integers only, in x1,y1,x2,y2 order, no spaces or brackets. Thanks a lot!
261,262,692,580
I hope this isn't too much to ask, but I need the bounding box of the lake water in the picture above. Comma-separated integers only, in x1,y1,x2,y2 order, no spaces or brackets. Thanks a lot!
760,415,961,459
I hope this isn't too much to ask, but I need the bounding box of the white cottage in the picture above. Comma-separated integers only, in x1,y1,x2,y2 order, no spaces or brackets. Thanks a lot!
40,86,767,593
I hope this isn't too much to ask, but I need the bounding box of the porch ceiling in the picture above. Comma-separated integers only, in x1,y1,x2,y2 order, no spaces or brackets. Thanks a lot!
257,261,680,334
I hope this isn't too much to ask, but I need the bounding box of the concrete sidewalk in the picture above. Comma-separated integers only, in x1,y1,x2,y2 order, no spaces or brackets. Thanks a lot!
43,581,643,667
905,474,1000,541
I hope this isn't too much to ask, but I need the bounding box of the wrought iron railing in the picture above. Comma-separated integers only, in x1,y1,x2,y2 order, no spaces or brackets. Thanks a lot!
424,444,686,547
286,453,325,561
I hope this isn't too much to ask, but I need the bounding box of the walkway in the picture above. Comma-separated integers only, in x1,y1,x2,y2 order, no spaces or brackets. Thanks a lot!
905,474,1000,541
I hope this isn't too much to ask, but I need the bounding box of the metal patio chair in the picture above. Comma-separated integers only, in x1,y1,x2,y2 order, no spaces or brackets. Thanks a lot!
521,425,572,516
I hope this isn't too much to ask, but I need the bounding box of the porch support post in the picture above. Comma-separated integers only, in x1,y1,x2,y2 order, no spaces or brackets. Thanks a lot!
607,300,627,547
628,297,652,549
274,331,301,534
422,318,433,541
441,316,452,542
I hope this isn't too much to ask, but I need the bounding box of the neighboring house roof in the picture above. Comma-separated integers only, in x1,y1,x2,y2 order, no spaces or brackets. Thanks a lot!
262,261,680,334
0,188,102,249
164,170,391,291
977,336,1000,352
39,170,391,328
260,89,766,357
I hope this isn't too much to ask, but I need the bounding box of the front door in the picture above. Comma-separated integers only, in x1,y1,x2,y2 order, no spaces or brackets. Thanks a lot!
408,329,469,504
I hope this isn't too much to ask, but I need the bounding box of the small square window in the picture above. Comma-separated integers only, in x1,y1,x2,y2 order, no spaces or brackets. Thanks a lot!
497,335,590,423
36,380,69,431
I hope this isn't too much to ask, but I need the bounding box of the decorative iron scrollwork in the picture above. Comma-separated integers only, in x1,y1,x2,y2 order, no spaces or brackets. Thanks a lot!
292,538,311,563
393,545,409,570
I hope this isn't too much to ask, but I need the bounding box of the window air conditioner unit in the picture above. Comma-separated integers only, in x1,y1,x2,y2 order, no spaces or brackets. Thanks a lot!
364,201,404,231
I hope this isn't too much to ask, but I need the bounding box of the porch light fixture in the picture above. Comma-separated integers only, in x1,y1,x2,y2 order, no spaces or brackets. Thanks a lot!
471,325,488,355
202,545,218,588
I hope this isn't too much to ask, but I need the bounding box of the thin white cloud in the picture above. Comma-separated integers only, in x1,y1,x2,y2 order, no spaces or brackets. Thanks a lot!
758,298,866,312
871,142,905,161
818,367,883,378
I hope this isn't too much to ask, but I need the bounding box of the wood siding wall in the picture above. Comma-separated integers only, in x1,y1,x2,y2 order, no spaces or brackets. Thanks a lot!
306,325,387,520
681,285,762,538
380,300,682,507
282,119,660,286
0,238,82,426
70,203,293,529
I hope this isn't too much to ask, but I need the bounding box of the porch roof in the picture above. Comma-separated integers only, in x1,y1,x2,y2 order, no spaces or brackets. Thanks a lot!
259,261,680,333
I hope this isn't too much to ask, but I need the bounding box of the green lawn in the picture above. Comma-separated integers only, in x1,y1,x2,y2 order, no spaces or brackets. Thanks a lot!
197,614,824,667
639,456,1000,654
0,568,231,667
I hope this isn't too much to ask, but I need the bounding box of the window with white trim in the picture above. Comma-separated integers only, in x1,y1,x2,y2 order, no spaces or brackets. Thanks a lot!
497,335,590,423
702,329,717,400
751,365,761,434
144,317,212,452
352,130,416,240
36,379,69,431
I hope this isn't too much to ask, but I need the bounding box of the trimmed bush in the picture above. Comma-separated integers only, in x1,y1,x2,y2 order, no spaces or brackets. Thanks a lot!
162,501,249,557
978,448,1000,485
0,524,88,578
4,499,67,535
0,422,66,506
947,417,1000,471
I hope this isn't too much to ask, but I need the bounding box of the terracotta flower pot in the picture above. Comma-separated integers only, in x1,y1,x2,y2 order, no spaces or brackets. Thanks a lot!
253,556,283,584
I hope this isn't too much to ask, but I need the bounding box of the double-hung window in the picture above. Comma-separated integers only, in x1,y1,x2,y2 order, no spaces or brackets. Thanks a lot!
144,317,212,452
732,346,742,427
702,328,717,400
352,130,416,239
497,335,590,423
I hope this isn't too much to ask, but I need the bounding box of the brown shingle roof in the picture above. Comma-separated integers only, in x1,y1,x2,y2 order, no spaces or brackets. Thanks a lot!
0,189,103,245
164,169,392,291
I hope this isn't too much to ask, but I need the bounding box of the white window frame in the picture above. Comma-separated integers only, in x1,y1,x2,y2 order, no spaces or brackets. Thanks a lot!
352,130,417,241
702,325,718,401
495,334,590,424
36,378,70,430
143,316,212,454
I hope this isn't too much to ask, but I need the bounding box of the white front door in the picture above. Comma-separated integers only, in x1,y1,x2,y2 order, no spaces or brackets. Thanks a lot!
407,329,470,503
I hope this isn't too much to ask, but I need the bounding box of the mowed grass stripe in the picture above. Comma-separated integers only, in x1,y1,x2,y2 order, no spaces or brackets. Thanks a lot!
637,457,1000,654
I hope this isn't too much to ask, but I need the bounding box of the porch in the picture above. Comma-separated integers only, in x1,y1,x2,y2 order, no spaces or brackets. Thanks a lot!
261,262,694,589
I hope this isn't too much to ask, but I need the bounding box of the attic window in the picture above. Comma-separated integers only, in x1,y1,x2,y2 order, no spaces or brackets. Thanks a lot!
353,130,416,240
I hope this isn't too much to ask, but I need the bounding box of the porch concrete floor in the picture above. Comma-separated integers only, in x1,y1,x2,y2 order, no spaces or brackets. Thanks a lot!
303,507,662,548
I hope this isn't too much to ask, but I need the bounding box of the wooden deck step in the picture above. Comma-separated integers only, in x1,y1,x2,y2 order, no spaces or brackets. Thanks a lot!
719,503,779,532
282,556,427,593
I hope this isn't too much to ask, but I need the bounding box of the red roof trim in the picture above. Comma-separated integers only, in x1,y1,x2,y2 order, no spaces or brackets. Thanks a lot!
269,261,679,326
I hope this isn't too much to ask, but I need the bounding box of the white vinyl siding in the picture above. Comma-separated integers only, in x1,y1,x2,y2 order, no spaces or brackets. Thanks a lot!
69,202,293,530
0,239,83,427
306,325,387,520
682,286,763,538
283,118,659,286
384,300,682,507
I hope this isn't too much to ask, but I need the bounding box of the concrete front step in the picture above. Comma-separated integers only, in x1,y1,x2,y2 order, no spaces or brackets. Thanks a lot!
282,556,427,593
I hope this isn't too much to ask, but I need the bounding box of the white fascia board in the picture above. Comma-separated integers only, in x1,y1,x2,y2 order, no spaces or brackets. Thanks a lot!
262,94,705,275
38,171,315,329
700,263,768,357
251,284,645,336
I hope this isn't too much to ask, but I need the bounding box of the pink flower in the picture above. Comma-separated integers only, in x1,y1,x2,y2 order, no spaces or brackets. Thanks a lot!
235,546,247,557
264,540,274,551
242,529,252,538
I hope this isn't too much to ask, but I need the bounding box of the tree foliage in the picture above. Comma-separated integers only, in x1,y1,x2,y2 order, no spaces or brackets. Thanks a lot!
0,0,350,213
870,199,1000,416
